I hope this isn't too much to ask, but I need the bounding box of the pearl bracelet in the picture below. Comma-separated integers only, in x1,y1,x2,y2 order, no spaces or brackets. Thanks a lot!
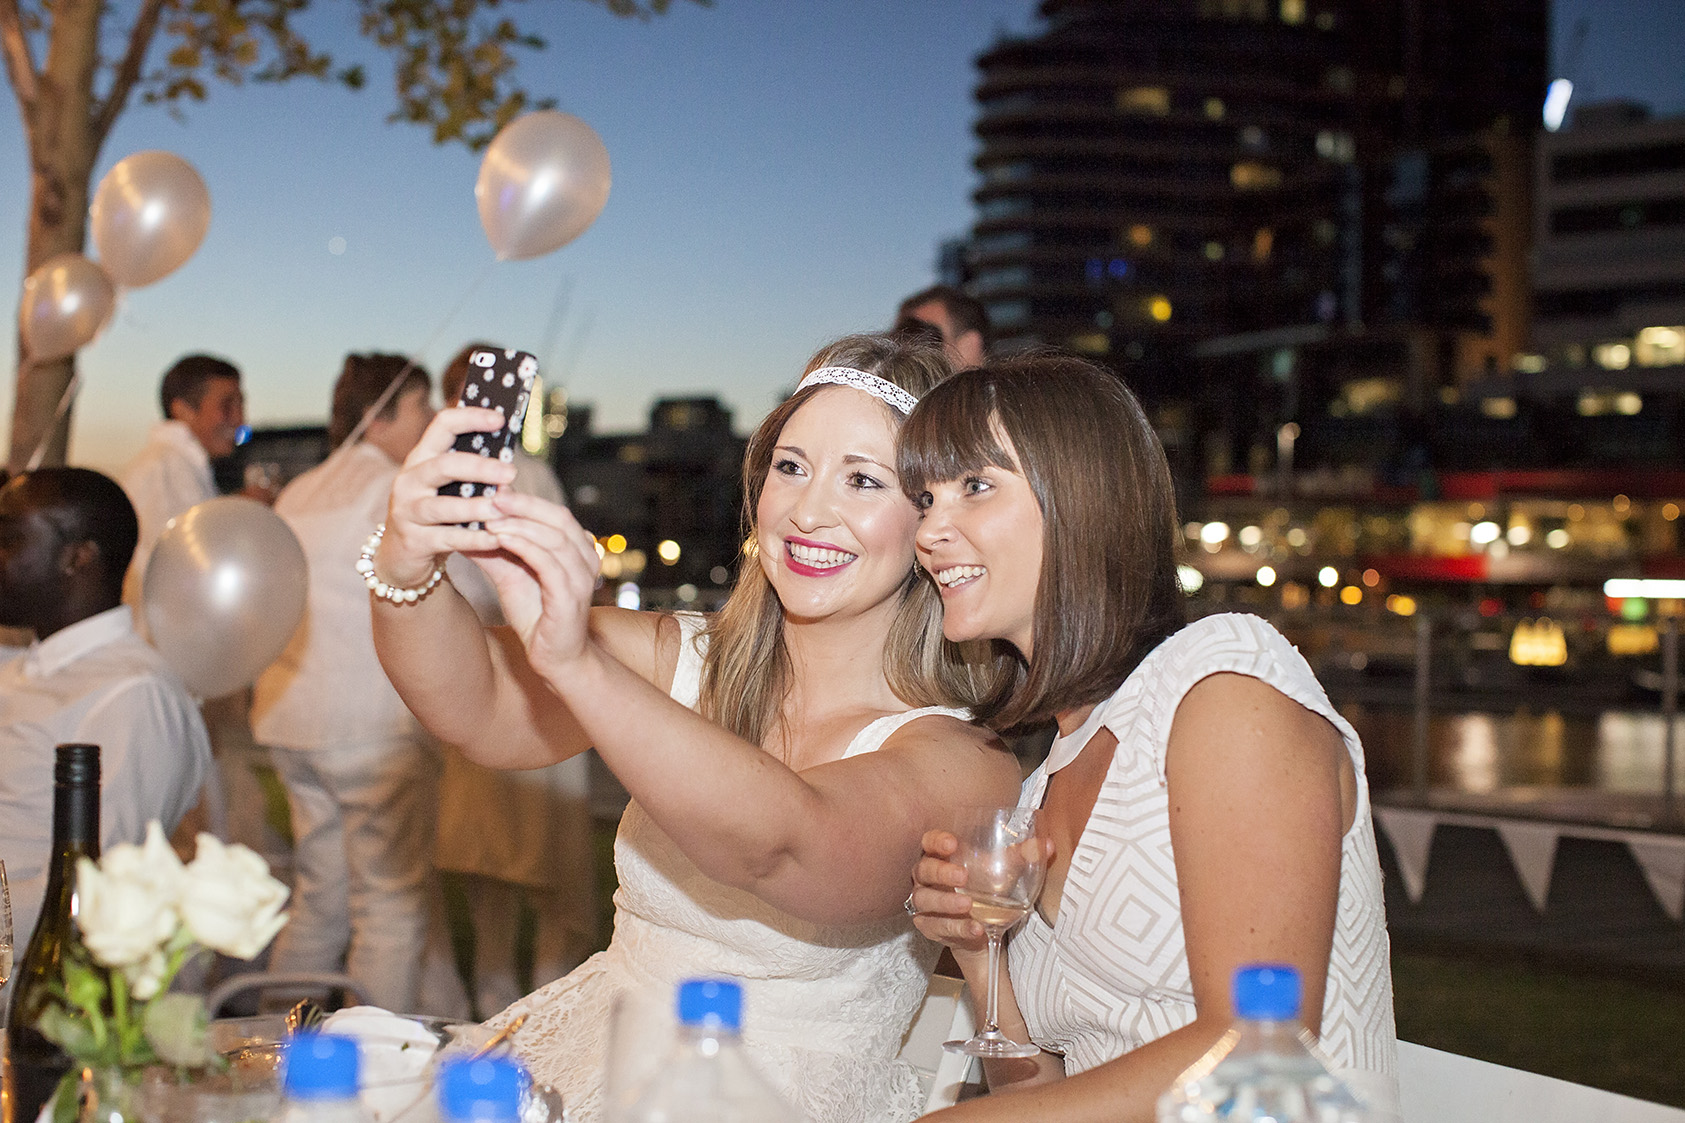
356,523,445,605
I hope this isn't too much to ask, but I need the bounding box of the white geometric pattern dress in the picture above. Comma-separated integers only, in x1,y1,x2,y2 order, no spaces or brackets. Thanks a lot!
1009,613,1399,1116
487,615,958,1123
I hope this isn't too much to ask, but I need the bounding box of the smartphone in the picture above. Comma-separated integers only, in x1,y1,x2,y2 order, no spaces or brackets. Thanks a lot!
440,346,538,528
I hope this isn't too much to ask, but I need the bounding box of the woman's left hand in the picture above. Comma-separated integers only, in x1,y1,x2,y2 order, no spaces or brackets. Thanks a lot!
481,489,604,675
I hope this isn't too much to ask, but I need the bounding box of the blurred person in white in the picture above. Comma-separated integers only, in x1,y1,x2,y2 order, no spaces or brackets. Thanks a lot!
0,468,212,944
118,354,246,605
428,343,595,1019
251,354,441,1014
117,354,277,873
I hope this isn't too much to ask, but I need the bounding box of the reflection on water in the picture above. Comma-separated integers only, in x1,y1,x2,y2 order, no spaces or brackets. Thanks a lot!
1340,705,1685,796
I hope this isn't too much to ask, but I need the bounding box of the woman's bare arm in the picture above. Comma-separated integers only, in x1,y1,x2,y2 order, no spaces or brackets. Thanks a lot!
484,490,1024,923
370,407,671,768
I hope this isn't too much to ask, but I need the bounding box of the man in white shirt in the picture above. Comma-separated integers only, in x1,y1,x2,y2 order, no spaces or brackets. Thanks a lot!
0,469,213,942
252,353,439,1014
118,354,246,604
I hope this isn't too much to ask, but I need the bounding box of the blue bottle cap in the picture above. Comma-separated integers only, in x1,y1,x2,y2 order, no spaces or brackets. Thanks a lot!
676,978,743,1032
438,1056,526,1123
1232,964,1302,1021
282,1033,361,1098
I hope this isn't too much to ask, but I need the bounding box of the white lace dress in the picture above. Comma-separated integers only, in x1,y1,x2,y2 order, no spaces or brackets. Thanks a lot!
1008,613,1399,1117
486,616,958,1123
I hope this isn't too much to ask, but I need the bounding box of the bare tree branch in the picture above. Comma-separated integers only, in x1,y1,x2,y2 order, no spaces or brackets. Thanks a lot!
92,0,167,144
0,0,40,118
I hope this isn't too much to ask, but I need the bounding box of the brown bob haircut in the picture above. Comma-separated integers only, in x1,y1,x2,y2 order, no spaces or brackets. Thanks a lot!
897,352,1186,730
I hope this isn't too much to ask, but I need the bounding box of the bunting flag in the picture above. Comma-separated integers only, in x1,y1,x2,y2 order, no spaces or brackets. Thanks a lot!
1374,803,1685,922
1628,838,1685,922
1375,806,1440,904
1494,820,1561,912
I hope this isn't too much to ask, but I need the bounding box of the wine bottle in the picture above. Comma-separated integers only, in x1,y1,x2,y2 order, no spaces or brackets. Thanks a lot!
3,744,100,1123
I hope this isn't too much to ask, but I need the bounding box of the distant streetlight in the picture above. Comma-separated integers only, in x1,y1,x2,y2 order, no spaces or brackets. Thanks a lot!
1543,78,1573,132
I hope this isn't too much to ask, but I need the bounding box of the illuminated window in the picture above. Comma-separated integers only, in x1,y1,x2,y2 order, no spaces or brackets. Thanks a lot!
1067,332,1110,354
1117,86,1170,116
1315,130,1355,162
1252,228,1275,261
1593,342,1632,370
1204,240,1225,261
1128,224,1154,247
1578,389,1643,416
1205,97,1226,120
1513,353,1546,374
1232,162,1283,190
1280,0,1306,23
1635,326,1685,367
1479,397,1518,419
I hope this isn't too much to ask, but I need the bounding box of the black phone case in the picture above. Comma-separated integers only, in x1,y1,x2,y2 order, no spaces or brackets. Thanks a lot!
440,347,538,528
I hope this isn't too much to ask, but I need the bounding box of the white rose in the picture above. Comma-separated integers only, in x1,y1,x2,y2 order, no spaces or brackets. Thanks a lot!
76,823,184,969
124,947,169,1000
179,833,289,959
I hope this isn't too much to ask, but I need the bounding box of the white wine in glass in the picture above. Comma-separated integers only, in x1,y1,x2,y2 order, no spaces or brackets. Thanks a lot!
943,807,1046,1059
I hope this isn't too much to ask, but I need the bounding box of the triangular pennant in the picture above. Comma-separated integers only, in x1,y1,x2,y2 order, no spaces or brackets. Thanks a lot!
1494,820,1561,912
1375,807,1438,904
1627,837,1685,922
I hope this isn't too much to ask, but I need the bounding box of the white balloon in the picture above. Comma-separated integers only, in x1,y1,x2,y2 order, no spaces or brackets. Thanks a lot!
18,253,117,360
90,151,212,288
476,110,611,260
142,497,306,699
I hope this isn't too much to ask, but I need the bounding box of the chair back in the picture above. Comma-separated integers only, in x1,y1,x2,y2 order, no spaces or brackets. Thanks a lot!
898,975,980,1114
1398,1041,1685,1123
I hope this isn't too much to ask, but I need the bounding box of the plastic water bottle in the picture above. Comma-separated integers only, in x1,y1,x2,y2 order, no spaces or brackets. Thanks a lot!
274,1034,376,1123
437,1056,526,1123
1157,964,1370,1123
622,978,797,1123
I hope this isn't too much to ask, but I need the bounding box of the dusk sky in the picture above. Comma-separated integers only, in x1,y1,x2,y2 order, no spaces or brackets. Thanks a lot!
0,0,1680,475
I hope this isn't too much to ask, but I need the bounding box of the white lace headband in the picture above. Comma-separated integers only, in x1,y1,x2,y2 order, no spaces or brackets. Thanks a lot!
795,366,918,415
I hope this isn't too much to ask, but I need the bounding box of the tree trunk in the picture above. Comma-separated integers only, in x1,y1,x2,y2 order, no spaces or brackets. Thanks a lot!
7,0,101,472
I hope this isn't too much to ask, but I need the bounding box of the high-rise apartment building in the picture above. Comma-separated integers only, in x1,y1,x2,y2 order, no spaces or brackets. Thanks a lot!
965,0,1545,478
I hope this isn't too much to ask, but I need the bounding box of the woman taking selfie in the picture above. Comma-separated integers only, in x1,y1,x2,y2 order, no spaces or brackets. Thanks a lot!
901,354,1397,1122
370,334,1019,1122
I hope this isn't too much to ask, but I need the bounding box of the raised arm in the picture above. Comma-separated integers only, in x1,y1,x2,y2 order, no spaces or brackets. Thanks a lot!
369,407,669,769
919,672,1354,1123
483,489,1023,924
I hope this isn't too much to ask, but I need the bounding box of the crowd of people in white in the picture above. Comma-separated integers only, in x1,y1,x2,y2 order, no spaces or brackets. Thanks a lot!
0,286,1398,1123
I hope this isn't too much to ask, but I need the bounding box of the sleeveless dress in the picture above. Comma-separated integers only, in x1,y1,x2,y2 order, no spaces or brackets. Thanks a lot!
487,615,962,1123
1008,613,1399,1117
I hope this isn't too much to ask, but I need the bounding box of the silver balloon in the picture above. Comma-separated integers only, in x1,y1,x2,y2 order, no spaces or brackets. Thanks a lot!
476,110,611,260
142,497,307,699
18,253,117,361
90,151,212,288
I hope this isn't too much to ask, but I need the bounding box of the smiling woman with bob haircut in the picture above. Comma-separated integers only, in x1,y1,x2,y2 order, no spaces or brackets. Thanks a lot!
899,353,1398,1123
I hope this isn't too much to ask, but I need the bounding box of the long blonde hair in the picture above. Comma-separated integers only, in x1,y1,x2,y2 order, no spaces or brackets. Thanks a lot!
696,333,1012,748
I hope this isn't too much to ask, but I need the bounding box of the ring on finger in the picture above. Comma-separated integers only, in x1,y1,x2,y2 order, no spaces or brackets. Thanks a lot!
903,892,919,918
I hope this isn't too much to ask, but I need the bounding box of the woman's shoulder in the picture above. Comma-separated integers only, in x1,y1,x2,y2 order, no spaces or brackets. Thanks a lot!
1109,612,1320,723
861,706,996,757
1130,612,1306,685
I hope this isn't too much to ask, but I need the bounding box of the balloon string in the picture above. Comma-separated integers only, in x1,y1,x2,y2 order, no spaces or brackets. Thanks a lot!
24,362,81,472
20,286,125,471
341,255,500,449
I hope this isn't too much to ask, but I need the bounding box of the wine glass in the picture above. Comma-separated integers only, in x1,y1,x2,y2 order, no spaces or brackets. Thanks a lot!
0,859,13,989
942,807,1046,1059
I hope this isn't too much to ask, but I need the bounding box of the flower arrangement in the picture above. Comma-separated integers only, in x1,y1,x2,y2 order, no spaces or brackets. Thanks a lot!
36,821,289,1117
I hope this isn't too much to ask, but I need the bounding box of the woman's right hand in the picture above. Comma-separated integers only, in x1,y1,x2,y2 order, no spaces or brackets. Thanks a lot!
379,406,516,588
908,829,991,961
